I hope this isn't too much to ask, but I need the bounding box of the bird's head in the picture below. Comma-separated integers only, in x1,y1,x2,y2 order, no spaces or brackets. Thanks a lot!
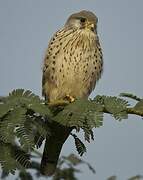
65,10,98,33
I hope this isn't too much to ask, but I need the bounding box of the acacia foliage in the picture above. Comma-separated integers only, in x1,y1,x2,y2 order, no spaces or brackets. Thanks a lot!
0,89,143,177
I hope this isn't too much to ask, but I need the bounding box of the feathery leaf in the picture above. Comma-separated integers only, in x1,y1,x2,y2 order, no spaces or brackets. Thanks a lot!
54,98,103,128
71,133,86,156
120,93,141,101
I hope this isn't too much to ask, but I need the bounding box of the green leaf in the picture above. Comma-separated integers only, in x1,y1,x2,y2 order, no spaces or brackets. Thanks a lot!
71,134,86,156
4,89,51,117
0,143,17,174
16,125,34,151
104,96,129,120
0,104,11,118
120,92,141,101
104,96,128,113
14,149,31,168
83,122,94,142
63,154,82,166
54,98,103,128
29,103,52,117
8,89,41,105
0,107,27,143
62,154,95,174
31,118,50,148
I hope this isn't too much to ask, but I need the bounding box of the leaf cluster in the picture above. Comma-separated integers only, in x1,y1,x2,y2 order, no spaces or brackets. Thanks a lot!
1,153,95,180
0,89,51,174
0,89,143,176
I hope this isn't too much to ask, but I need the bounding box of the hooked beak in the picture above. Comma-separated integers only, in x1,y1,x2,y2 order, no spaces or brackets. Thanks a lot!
86,23,95,32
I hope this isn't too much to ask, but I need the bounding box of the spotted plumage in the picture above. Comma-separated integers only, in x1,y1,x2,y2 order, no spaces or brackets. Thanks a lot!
42,10,103,102
41,10,103,176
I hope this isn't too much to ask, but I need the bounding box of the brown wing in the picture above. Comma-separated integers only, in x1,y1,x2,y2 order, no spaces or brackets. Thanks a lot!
42,28,77,101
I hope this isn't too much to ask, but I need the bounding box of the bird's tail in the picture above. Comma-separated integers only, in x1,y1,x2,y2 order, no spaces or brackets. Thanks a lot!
40,124,71,176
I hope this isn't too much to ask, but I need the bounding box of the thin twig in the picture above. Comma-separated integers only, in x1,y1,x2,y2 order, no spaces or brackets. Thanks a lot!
103,107,143,117
126,108,143,117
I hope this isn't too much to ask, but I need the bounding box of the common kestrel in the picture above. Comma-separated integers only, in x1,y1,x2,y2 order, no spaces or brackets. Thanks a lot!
41,10,103,176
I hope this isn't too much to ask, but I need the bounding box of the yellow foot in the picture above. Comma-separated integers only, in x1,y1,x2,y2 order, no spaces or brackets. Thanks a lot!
48,100,69,107
65,95,75,103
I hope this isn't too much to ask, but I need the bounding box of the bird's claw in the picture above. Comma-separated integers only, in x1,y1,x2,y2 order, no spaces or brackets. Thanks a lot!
65,95,75,103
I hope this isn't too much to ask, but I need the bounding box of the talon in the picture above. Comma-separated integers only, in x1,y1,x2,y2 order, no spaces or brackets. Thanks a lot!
65,95,75,103
48,100,69,107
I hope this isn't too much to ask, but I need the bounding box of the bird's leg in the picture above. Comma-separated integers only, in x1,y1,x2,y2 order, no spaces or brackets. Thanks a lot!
48,95,75,107
65,95,75,103
48,100,69,107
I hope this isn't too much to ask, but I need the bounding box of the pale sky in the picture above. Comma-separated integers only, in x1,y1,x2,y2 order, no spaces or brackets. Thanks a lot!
0,1,143,180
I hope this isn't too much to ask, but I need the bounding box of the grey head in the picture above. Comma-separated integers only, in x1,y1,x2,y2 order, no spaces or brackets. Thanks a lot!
65,10,98,32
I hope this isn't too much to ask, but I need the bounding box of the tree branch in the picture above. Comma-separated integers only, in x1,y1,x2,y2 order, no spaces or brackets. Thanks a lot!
103,107,143,117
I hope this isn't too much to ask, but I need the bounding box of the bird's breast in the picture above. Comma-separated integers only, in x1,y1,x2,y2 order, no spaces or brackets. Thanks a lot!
43,28,103,100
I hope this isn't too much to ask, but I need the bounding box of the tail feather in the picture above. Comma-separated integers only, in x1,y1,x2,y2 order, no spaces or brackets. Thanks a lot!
40,124,71,176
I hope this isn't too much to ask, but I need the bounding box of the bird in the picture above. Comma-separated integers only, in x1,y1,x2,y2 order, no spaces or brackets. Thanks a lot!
41,10,103,176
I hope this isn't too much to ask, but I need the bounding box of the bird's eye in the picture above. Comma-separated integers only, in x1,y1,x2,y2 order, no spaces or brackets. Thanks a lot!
80,17,86,23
